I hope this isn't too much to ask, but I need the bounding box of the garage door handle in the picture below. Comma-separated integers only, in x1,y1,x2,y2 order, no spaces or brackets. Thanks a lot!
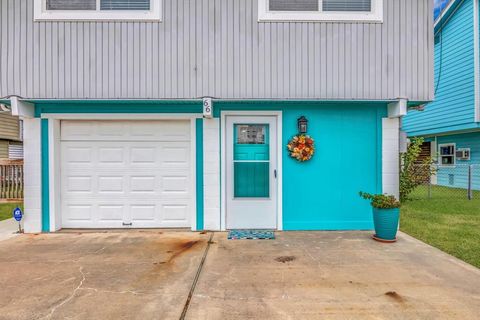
122,222,133,226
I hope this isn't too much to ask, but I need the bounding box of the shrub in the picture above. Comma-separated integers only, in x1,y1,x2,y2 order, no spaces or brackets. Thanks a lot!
400,137,436,201
359,192,401,209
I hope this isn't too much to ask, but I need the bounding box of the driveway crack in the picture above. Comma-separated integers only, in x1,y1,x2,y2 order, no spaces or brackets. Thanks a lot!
179,232,214,320
41,267,86,319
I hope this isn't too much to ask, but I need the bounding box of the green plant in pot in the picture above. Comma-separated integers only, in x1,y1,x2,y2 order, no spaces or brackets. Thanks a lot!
359,192,401,242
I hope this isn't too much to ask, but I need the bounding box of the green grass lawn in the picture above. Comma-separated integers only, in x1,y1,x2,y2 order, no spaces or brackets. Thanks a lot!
0,203,23,221
401,186,480,268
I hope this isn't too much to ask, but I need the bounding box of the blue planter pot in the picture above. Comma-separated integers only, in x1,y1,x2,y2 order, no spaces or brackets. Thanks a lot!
372,208,400,241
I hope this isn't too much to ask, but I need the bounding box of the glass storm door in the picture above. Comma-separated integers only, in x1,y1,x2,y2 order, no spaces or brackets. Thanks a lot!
226,116,277,229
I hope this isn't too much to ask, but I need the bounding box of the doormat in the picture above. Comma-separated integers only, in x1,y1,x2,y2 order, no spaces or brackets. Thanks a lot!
227,230,275,240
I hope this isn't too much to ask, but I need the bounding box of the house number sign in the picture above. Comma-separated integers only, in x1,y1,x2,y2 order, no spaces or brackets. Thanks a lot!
203,98,213,119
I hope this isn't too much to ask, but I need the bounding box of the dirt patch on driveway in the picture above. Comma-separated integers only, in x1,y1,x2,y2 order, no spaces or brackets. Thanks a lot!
0,231,208,320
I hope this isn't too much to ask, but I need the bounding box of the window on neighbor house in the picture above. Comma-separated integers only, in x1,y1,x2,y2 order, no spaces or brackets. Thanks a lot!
439,144,456,166
259,0,382,22
35,0,161,21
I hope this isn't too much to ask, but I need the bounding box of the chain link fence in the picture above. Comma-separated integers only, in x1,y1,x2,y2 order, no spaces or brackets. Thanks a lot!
410,164,480,200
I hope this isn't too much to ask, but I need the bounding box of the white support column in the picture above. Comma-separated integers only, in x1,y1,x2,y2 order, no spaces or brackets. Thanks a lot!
49,119,61,231
23,118,42,233
203,118,221,230
382,118,400,199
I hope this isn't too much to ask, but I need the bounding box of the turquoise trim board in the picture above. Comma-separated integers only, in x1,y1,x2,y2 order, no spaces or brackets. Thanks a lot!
41,119,50,232
195,119,204,231
34,100,203,117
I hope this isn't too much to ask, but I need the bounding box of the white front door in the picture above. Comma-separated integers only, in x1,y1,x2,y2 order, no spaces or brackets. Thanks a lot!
226,116,278,229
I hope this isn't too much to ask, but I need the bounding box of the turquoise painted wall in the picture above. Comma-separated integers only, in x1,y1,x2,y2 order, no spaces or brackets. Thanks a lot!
435,131,480,190
215,101,385,230
37,100,386,231
281,105,384,230
403,0,479,136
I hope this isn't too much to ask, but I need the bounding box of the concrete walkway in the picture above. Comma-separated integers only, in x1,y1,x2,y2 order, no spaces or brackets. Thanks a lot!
0,218,19,242
0,231,478,319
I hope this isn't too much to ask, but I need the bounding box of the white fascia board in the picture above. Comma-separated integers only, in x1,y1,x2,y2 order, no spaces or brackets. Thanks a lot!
387,99,408,118
10,97,35,119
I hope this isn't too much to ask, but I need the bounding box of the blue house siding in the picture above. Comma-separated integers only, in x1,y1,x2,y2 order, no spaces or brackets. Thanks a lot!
403,0,476,136
435,131,480,190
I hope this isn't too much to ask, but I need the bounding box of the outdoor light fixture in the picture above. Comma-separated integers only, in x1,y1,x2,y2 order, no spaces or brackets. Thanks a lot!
297,116,308,134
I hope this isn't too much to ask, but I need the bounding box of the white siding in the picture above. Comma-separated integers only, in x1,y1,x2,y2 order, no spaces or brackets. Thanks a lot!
0,0,433,101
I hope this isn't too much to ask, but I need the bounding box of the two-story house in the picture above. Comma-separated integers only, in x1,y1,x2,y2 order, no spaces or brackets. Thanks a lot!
403,0,479,190
0,0,433,233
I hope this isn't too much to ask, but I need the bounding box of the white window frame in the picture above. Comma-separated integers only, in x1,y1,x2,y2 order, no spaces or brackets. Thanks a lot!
34,0,162,22
258,0,383,22
438,143,456,167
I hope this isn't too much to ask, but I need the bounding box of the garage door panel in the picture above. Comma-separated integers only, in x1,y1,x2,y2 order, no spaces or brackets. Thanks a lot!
61,120,193,229
61,120,191,142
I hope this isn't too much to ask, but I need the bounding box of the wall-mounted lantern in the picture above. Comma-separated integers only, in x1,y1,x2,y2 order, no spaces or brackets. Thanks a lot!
297,116,308,134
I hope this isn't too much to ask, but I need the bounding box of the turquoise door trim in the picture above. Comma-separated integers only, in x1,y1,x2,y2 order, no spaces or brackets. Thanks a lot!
41,119,50,232
196,119,204,231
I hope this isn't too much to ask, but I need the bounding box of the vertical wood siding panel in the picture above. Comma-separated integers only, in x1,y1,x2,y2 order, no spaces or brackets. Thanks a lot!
194,0,201,97
7,0,14,94
0,1,6,94
357,25,364,98
412,0,419,100
39,23,46,98
0,0,433,101
52,23,59,98
208,0,215,96
189,0,196,97
13,0,20,93
152,21,159,98
405,0,412,98
176,1,183,97
20,0,27,95
114,23,121,98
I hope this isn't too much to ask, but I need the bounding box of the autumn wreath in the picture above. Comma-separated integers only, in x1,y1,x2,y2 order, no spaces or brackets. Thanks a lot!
287,134,315,162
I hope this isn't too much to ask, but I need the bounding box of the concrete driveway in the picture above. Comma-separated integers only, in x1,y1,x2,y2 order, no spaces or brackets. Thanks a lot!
0,231,479,320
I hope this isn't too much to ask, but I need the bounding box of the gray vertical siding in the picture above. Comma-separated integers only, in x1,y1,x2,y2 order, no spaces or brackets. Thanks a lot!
0,0,433,101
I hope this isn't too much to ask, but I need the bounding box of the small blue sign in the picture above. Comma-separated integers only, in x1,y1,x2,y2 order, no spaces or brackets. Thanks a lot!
13,207,22,222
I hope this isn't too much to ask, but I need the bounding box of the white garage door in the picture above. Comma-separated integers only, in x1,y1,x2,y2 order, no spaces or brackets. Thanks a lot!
60,120,193,229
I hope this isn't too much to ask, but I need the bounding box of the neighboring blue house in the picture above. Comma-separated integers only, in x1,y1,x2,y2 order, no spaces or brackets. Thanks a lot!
403,0,480,190
0,0,433,233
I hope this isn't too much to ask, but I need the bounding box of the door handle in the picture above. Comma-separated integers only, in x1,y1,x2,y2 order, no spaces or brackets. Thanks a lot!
274,169,277,179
